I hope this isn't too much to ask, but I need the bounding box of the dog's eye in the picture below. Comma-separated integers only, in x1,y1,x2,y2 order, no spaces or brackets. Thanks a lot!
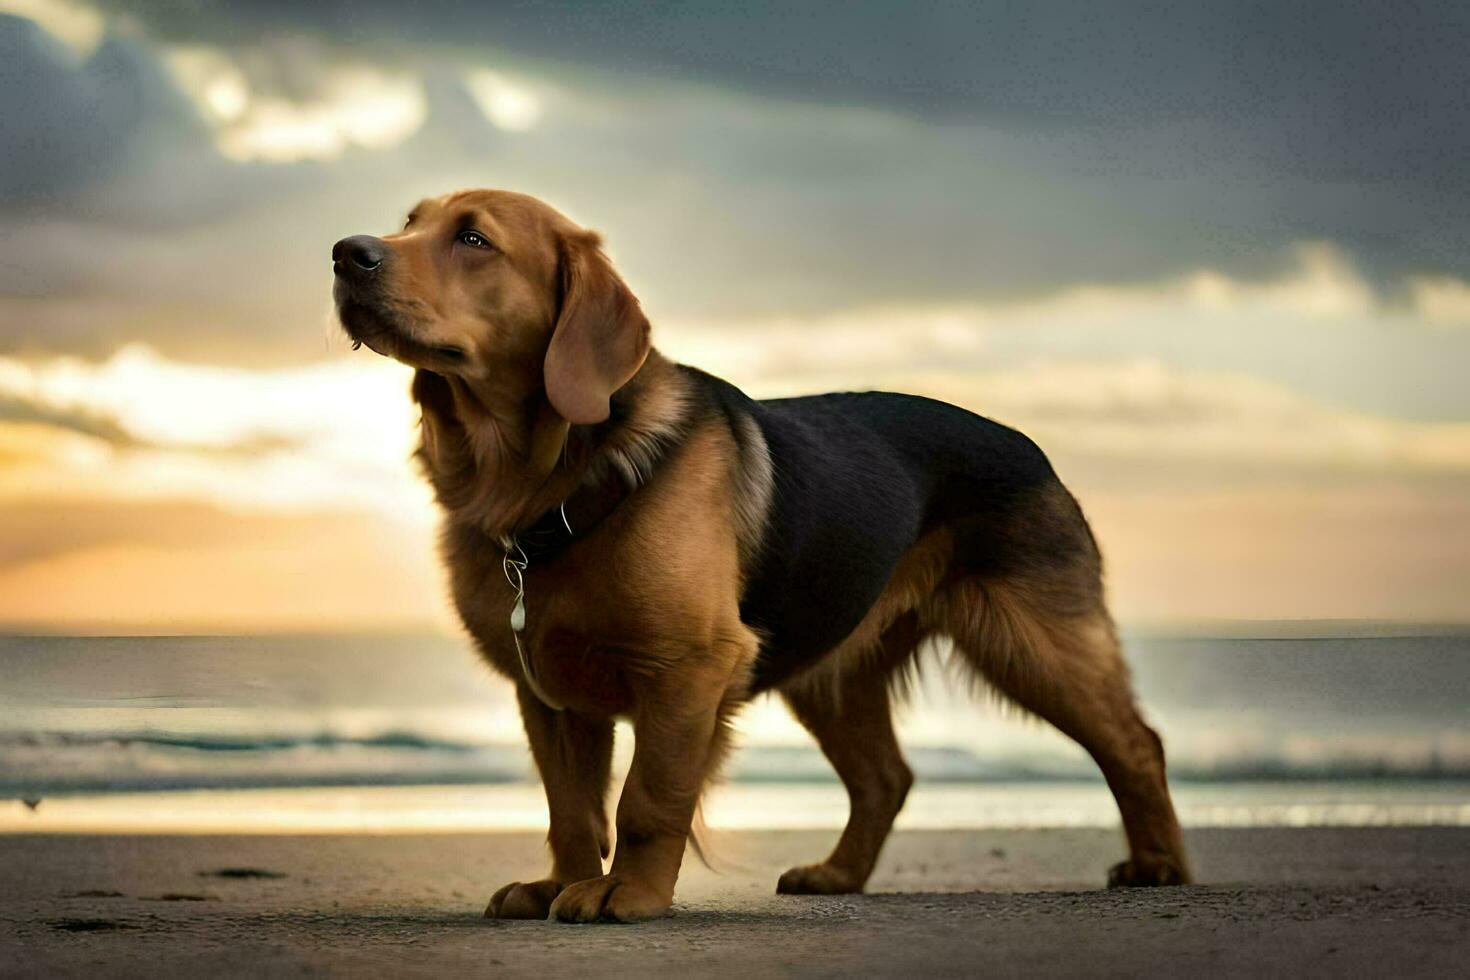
457,230,492,250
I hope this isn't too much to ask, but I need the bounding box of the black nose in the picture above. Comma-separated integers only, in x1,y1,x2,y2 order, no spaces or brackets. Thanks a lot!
333,235,386,274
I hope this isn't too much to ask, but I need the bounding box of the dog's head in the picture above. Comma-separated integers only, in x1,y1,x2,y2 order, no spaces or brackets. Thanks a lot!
332,190,650,424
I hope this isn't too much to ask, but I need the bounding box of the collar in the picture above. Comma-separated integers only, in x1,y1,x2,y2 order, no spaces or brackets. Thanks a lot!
508,466,636,565
507,384,691,563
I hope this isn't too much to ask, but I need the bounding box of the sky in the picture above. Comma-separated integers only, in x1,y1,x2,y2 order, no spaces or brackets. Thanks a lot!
2,0,1469,631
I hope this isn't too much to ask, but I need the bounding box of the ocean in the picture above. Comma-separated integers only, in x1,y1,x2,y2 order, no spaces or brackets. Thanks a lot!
2,629,1467,832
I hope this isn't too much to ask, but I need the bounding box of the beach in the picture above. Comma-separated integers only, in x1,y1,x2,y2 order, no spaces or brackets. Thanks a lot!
5,590,1466,980
3,827,1466,977
3,631,1468,975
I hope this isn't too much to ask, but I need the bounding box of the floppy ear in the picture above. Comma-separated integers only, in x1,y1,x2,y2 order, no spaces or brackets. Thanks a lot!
544,231,651,425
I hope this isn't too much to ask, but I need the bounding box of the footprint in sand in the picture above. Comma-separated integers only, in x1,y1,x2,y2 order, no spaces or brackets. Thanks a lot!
198,868,288,879
49,919,138,932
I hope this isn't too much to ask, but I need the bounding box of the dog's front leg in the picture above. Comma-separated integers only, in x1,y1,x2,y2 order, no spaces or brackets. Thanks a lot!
549,656,740,923
486,683,613,919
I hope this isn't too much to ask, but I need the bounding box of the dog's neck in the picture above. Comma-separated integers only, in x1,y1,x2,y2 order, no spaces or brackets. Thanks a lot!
414,349,688,542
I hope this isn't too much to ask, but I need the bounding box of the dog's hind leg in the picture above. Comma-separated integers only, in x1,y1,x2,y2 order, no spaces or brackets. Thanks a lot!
941,574,1191,886
775,616,919,895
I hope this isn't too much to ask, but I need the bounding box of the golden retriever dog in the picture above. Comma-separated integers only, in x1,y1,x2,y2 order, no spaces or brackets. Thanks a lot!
332,189,1190,923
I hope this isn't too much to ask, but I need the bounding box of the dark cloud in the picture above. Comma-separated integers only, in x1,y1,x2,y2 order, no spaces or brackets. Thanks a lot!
20,2,1469,282
0,17,150,203
0,17,335,232
0,392,139,446
89,1,1470,178
3,1,1470,366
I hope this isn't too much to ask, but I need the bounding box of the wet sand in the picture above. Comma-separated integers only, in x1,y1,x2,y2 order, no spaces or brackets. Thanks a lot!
2,827,1466,977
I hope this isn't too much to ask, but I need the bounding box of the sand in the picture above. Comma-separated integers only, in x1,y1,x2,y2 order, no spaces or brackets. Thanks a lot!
2,827,1466,977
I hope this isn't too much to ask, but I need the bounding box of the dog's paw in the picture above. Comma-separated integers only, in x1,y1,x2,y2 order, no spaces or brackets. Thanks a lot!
776,863,864,895
548,874,670,923
1107,856,1190,888
485,879,562,919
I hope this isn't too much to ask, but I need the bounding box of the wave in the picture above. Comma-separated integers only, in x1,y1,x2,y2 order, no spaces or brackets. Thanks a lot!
0,729,532,795
0,729,481,753
4,728,1470,797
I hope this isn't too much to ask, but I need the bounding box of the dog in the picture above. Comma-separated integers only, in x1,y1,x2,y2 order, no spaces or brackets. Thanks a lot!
332,189,1190,922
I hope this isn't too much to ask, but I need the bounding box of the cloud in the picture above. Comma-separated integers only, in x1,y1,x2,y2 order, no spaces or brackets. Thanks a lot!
0,13,153,202
661,242,1470,422
5,1,1470,329
0,345,430,516
163,43,427,162
2,1,1467,628
60,2,1470,274
0,239,1467,533
74,3,1470,161
0,392,138,446
0,0,100,57
0,341,1467,628
1408,275,1470,327
917,361,1470,477
462,68,543,132
2,325,1468,537
0,15,332,233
